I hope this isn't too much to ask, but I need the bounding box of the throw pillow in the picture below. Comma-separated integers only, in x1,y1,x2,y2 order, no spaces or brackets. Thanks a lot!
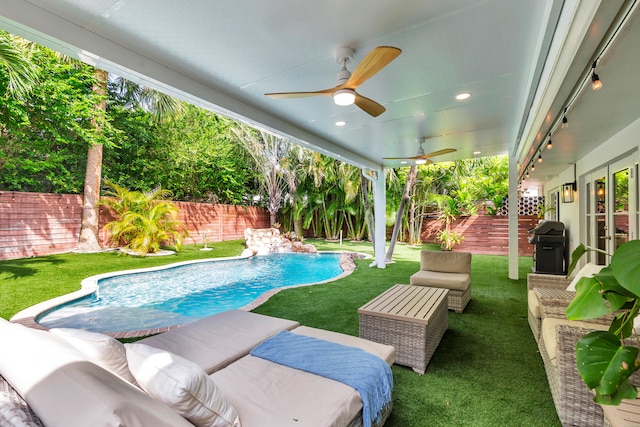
49,328,137,384
125,343,240,427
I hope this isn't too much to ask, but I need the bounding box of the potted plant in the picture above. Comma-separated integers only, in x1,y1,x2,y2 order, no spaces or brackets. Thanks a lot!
565,240,640,405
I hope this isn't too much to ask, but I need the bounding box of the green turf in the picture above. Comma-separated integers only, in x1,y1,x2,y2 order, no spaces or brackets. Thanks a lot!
0,239,560,426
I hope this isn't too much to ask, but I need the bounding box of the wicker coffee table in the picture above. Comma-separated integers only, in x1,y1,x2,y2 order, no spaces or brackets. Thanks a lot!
358,284,448,374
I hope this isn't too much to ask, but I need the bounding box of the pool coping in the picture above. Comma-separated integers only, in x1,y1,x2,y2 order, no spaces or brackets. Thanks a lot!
11,251,368,339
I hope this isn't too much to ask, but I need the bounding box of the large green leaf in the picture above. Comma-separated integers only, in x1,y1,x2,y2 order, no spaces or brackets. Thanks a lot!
576,330,640,402
611,240,640,297
566,277,610,320
567,244,588,276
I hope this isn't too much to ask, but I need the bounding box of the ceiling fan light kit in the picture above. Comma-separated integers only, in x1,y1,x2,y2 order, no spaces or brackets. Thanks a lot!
333,89,356,106
265,46,401,117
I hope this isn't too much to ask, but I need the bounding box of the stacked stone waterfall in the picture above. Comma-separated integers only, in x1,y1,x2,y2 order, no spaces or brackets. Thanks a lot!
242,228,317,256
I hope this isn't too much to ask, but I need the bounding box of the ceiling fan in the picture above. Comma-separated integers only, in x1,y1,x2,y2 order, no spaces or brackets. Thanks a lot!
264,46,401,117
384,140,456,165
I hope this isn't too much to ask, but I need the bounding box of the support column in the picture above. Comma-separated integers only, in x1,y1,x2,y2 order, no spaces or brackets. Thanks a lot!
508,153,519,280
373,169,387,269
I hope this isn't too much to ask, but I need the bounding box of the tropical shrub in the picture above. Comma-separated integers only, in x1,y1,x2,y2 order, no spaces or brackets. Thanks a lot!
101,181,187,255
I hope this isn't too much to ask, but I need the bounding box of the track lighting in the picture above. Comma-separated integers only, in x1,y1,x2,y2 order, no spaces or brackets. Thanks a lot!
547,134,552,150
591,61,602,91
537,154,542,163
531,163,535,172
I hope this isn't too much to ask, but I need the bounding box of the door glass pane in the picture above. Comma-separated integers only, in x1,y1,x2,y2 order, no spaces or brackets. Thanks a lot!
595,177,606,265
613,168,629,250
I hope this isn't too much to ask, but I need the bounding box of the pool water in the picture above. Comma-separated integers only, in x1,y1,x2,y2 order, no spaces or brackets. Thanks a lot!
37,253,343,333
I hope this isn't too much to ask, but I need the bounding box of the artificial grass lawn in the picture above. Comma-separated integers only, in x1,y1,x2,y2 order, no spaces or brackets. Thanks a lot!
0,239,560,426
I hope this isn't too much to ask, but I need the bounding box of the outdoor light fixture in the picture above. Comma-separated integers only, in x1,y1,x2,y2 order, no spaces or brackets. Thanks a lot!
547,134,552,150
591,61,603,91
333,89,356,106
561,110,569,128
538,154,542,163
562,164,577,203
562,182,576,203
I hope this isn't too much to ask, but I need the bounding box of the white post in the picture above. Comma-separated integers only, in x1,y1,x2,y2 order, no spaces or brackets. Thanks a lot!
508,153,519,280
373,169,387,269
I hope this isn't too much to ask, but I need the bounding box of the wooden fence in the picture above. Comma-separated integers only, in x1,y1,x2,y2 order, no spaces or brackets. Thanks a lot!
0,192,270,260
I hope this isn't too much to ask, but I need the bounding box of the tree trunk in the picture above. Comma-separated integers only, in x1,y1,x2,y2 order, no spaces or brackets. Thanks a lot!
386,165,417,262
361,170,375,245
77,68,107,252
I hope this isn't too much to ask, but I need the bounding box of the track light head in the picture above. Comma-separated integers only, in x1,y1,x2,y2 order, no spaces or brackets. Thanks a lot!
592,72,602,91
537,154,542,163
561,115,568,128
547,139,552,149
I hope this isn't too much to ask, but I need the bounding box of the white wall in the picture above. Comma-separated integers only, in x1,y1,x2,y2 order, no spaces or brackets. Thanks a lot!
543,116,640,256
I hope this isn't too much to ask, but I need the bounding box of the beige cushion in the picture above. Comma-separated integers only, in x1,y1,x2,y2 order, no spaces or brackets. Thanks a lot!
420,250,471,274
0,319,192,427
566,263,604,292
528,290,541,319
49,328,137,384
139,310,299,373
212,355,361,427
126,343,240,427
291,325,396,366
409,270,470,291
541,317,609,367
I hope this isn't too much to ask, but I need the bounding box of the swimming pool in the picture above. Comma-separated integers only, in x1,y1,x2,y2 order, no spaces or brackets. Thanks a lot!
36,253,345,334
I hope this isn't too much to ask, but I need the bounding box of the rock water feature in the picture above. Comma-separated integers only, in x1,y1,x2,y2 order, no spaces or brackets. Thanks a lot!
242,228,318,256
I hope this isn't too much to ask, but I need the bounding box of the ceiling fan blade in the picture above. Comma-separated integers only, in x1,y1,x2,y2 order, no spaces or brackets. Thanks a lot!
265,88,334,99
421,148,457,158
354,93,386,117
345,46,401,89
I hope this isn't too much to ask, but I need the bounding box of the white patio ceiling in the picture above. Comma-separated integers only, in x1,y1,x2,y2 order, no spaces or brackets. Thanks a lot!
1,0,638,181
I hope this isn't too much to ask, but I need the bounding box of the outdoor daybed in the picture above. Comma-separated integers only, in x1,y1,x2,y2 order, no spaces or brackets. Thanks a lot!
0,310,396,427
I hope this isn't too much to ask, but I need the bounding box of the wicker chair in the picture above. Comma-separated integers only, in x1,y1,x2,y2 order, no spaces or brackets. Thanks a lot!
529,269,635,426
409,250,471,313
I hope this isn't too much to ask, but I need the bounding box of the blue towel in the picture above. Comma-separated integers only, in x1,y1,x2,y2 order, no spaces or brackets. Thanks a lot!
250,330,393,427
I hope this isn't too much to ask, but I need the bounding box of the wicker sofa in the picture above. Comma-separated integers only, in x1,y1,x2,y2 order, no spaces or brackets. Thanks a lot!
409,250,471,313
526,265,637,427
0,310,395,427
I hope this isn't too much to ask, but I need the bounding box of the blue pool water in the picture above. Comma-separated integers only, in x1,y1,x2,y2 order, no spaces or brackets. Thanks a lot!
37,253,344,333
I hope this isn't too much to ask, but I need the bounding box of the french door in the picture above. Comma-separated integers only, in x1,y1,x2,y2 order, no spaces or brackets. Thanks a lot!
585,156,637,265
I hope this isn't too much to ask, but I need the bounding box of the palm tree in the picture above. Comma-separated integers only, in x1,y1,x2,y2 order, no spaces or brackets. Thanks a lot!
230,124,294,226
77,72,185,252
101,181,186,255
0,30,38,97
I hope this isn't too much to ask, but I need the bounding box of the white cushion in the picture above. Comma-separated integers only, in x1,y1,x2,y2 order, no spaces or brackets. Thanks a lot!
541,317,609,367
125,343,240,427
0,319,193,427
49,328,137,384
528,290,541,319
566,263,604,292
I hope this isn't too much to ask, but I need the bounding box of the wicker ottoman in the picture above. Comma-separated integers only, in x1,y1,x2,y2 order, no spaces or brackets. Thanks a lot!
358,284,448,374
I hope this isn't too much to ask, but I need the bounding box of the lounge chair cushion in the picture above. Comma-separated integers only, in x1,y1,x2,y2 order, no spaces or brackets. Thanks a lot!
410,270,470,291
49,327,137,384
139,310,299,373
291,325,396,366
0,319,192,427
126,343,240,427
212,355,362,427
420,250,471,274
541,317,609,367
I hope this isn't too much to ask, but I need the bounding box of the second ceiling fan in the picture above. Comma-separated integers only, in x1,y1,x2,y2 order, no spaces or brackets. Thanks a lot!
265,46,401,117
384,140,456,165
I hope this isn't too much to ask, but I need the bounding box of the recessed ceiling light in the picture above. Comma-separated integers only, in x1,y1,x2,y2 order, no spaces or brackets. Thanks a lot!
473,151,481,155
335,120,346,126
456,92,471,100
400,161,408,164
